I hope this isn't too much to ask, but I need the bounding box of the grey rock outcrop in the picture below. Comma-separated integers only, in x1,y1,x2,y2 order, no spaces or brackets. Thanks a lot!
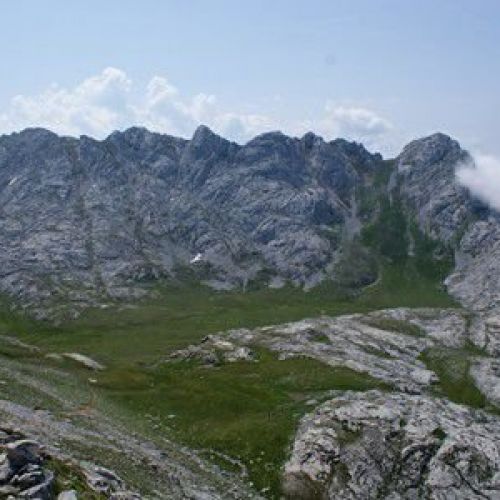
283,390,500,499
0,435,54,499
169,308,469,394
396,133,471,243
57,491,77,500
1,126,500,322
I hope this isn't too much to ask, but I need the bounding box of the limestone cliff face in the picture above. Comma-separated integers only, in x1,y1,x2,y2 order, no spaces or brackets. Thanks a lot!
0,126,381,316
0,126,498,318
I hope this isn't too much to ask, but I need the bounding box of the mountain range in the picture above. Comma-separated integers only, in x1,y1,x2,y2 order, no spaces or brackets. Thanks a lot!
0,126,498,322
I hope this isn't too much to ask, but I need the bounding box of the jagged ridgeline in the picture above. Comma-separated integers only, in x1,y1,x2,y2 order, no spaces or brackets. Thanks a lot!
0,126,497,319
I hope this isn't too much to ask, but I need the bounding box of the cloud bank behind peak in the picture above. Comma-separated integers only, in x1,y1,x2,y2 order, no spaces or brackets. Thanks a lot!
0,67,394,153
457,154,500,212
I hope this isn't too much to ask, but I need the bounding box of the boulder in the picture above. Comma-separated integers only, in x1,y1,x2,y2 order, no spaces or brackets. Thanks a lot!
283,390,500,499
57,490,78,500
6,440,41,469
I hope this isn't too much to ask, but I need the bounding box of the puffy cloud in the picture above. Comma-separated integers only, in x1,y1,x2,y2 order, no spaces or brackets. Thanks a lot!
323,103,392,137
318,103,392,146
0,67,275,143
0,67,393,151
294,101,394,153
457,155,500,212
0,68,133,137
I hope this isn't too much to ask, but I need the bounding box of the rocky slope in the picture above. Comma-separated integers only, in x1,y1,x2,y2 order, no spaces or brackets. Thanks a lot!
0,126,382,318
0,334,261,499
283,390,500,499
395,133,500,316
170,306,500,499
169,308,467,393
0,126,498,321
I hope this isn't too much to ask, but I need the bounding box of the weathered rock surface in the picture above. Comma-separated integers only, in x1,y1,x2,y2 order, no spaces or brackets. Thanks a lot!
0,126,381,318
470,358,500,407
61,353,105,371
396,133,472,243
170,308,470,393
0,127,499,326
0,427,146,499
0,434,54,499
283,390,500,499
2,126,500,499
57,491,77,500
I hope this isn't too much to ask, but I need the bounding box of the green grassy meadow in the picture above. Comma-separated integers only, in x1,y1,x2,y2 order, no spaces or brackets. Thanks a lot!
0,257,460,497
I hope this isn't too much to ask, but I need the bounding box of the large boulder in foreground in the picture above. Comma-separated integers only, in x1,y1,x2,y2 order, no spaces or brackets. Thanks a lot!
283,390,500,499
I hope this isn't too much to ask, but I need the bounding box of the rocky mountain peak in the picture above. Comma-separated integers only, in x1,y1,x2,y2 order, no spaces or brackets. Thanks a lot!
397,132,467,172
191,124,227,147
300,131,324,149
0,126,498,321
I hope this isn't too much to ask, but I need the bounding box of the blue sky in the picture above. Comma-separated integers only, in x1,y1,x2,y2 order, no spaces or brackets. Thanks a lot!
1,0,499,157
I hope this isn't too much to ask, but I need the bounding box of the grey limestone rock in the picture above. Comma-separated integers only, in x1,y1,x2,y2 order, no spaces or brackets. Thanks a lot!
1,126,500,325
283,390,500,499
169,308,474,394
0,126,380,318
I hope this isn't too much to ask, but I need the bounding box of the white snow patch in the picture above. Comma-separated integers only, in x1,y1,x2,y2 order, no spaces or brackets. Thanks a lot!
190,253,203,264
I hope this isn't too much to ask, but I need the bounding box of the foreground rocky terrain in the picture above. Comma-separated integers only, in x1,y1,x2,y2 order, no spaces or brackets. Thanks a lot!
169,306,500,498
0,428,140,499
284,391,500,499
0,334,262,499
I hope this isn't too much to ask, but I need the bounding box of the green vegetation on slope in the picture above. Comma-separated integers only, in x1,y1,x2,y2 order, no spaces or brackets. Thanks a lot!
4,266,456,367
47,458,104,499
98,350,388,497
0,264,457,497
362,316,425,338
362,196,409,263
419,347,487,409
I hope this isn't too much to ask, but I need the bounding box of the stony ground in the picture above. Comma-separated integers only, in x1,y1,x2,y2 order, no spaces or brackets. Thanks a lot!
284,390,500,499
168,307,500,499
168,307,492,394
0,337,261,499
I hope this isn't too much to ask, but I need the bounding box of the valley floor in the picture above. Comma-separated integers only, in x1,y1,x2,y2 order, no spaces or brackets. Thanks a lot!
1,268,499,498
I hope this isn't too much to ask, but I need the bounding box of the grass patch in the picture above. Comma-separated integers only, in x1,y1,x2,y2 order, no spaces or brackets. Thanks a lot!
362,317,425,338
361,345,394,359
6,266,457,368
432,427,447,441
97,350,389,498
0,198,460,499
311,332,331,344
0,257,457,496
419,348,486,409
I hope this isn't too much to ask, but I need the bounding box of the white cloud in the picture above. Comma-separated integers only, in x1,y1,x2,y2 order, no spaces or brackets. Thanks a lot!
293,101,394,153
457,155,500,212
0,67,275,143
0,67,394,151
323,103,392,138
0,68,133,137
